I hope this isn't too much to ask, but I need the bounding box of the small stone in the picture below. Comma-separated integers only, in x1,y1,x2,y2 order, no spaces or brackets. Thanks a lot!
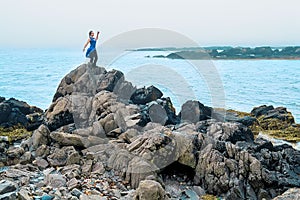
0,192,17,200
34,158,49,169
67,178,79,190
41,195,54,200
18,189,31,200
0,180,17,195
46,174,67,188
71,188,82,198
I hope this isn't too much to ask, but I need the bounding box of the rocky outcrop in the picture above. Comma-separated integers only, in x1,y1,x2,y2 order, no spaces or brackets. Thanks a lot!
228,105,300,142
0,97,43,130
0,64,299,200
155,46,300,60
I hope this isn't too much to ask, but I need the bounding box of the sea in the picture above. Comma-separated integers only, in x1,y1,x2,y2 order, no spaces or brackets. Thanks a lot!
0,48,299,124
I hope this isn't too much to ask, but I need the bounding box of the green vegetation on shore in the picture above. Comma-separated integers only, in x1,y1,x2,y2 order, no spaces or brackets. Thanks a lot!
0,126,32,143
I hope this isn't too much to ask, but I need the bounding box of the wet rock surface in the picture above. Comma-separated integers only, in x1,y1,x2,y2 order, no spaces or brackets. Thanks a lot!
0,64,300,199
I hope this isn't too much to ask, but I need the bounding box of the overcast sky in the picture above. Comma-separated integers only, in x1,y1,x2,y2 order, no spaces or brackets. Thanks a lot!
0,0,299,48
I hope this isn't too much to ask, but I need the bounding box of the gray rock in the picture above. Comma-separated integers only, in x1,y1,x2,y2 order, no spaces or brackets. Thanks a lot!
18,189,31,200
273,188,300,200
32,124,50,149
34,158,49,169
130,85,163,105
180,100,211,123
6,147,25,159
71,188,82,198
0,192,17,200
134,180,168,200
126,157,158,189
67,178,79,190
81,160,93,175
60,164,81,179
46,174,66,188
50,132,88,147
91,162,105,175
80,194,107,200
35,145,50,158
47,146,80,167
0,180,17,195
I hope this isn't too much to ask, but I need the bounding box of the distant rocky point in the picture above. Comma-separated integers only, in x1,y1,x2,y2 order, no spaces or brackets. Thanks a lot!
141,46,300,60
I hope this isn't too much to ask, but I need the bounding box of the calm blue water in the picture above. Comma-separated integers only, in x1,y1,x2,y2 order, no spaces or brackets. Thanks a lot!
0,48,299,123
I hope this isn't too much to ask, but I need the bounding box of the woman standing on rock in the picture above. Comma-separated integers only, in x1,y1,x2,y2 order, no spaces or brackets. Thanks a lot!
83,30,100,66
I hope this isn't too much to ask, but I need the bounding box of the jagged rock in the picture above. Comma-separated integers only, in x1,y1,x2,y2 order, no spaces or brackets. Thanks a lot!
127,131,176,169
251,105,275,117
273,188,300,200
172,131,199,168
96,69,124,93
108,149,133,177
35,144,50,158
180,100,212,123
45,96,74,131
0,192,17,200
32,124,50,149
91,162,105,175
126,157,158,189
0,98,43,129
130,85,163,105
47,146,80,167
0,103,11,124
46,173,67,188
137,97,178,126
0,180,17,195
67,178,79,190
134,180,168,200
18,189,31,200
81,160,93,175
60,164,81,179
204,121,254,143
50,132,87,147
34,158,49,169
80,194,106,200
113,80,136,102
6,147,25,159
53,64,106,102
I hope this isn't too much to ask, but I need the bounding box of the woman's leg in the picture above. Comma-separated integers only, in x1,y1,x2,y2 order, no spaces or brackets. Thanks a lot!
93,50,98,66
89,50,97,66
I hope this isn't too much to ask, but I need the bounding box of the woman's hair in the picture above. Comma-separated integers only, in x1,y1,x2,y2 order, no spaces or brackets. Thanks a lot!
89,30,93,36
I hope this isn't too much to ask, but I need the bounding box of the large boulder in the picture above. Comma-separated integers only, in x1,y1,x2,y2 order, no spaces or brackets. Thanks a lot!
130,85,163,105
134,180,168,200
32,124,50,149
50,132,88,147
0,98,43,129
47,146,80,166
52,64,106,102
180,100,212,123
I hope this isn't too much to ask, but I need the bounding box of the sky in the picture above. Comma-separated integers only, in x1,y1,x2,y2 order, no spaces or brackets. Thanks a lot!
0,0,299,48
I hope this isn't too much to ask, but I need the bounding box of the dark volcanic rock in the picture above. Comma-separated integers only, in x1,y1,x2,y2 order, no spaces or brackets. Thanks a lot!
130,85,163,105
0,98,43,129
251,105,274,117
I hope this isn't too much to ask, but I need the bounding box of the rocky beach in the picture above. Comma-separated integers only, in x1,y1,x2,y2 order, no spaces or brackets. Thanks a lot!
0,63,300,200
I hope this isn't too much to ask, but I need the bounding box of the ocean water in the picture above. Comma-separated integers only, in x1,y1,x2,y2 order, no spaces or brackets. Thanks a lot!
0,48,299,123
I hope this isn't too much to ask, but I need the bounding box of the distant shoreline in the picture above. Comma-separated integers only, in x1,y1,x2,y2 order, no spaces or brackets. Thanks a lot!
132,46,300,60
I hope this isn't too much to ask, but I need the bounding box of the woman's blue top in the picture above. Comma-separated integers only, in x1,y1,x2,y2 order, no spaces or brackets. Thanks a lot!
86,37,96,57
